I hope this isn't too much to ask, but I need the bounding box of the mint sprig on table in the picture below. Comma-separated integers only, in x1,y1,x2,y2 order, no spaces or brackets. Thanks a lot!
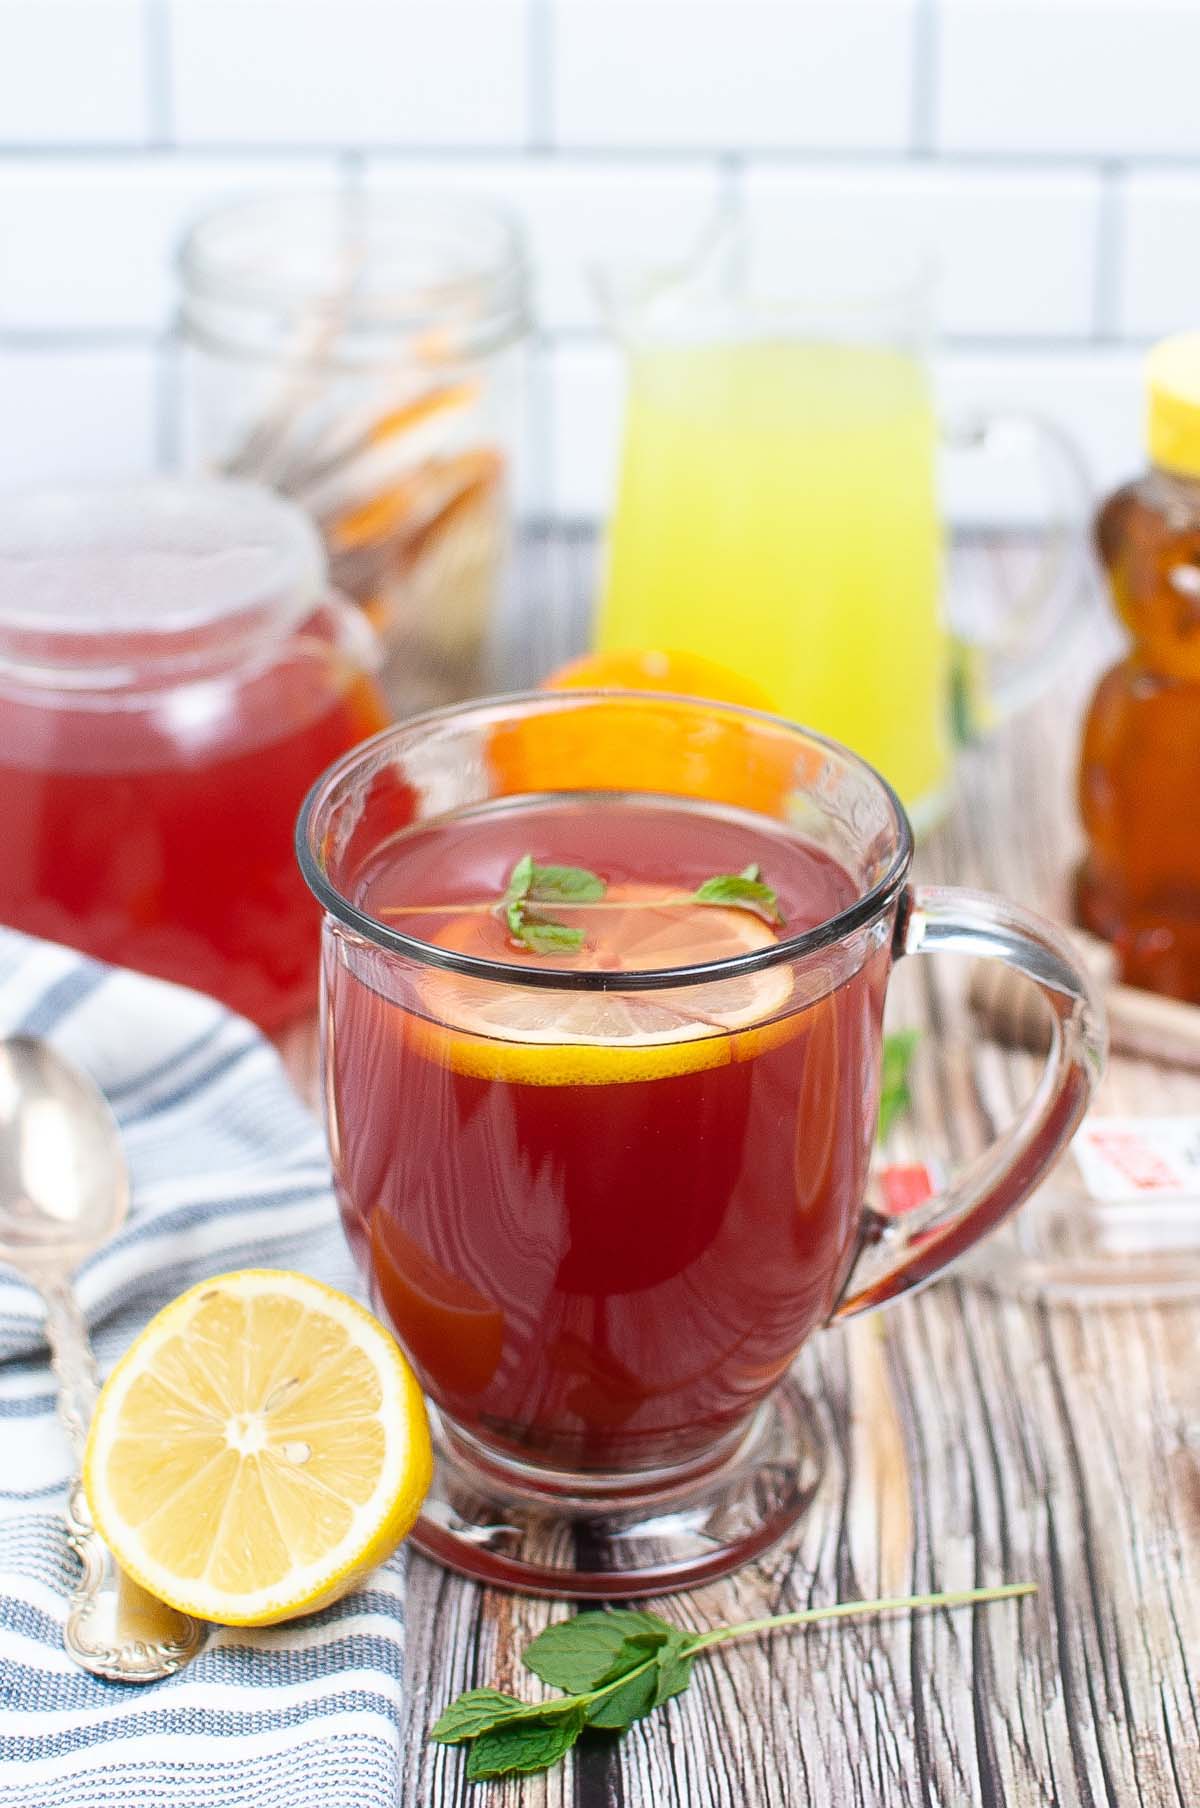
497,855,783,954
432,1584,1035,1782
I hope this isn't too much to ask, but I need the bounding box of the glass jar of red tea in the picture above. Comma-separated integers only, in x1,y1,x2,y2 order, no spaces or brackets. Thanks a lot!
0,479,391,1029
179,191,530,716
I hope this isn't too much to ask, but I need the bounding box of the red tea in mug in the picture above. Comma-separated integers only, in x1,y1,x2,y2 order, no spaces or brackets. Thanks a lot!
325,796,889,1474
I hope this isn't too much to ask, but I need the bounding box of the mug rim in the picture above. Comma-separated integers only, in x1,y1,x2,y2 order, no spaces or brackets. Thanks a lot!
295,689,915,994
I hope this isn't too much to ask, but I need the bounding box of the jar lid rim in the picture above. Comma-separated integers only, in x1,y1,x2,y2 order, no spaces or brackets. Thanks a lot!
0,479,327,687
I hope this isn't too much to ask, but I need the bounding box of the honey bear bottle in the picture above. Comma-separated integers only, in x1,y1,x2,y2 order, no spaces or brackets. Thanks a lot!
1076,333,1200,1002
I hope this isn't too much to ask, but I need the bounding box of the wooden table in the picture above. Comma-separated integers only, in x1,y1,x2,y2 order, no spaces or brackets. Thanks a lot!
281,539,1200,1807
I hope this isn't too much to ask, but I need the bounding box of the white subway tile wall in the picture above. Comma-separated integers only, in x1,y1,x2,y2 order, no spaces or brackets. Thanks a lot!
1117,173,1200,340
169,1,530,147
741,167,1103,339
0,157,339,331
0,346,160,488
936,0,1200,157
0,0,150,145
0,0,1192,518
366,159,724,331
551,1,917,151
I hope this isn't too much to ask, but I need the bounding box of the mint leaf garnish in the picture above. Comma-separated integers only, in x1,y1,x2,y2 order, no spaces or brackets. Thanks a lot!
499,855,601,955
693,862,782,926
503,853,535,907
504,899,526,939
431,1584,1035,1782
878,1028,920,1140
527,863,605,904
514,917,585,955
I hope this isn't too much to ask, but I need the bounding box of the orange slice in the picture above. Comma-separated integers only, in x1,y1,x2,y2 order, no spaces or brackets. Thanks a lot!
487,650,799,813
542,648,774,710
407,886,797,1086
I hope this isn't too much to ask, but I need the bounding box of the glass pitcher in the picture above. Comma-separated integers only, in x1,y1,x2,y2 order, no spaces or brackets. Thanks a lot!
593,212,1092,829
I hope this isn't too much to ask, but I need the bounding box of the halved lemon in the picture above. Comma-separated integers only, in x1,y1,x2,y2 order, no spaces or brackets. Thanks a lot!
83,1270,432,1627
408,886,798,1086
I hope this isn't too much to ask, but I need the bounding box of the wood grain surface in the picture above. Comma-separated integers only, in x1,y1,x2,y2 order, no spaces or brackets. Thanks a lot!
280,537,1200,1808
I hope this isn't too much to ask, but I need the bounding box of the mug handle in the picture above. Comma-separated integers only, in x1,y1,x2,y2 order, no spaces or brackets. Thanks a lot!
942,409,1095,738
830,884,1106,1320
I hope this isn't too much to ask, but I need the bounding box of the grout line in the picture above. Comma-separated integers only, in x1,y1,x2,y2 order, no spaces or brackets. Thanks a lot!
339,149,367,192
0,323,1157,357
716,150,741,213
532,325,1152,354
525,337,554,519
910,0,938,157
7,142,1200,170
1092,162,1124,340
154,335,180,471
528,0,554,151
143,0,173,148
0,328,168,350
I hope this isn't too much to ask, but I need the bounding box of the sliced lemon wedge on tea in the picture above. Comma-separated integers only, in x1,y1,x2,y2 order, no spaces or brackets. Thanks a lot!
408,885,797,1086
84,1269,432,1627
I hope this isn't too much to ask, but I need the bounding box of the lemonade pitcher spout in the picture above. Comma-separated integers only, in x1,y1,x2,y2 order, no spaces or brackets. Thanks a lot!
592,202,745,348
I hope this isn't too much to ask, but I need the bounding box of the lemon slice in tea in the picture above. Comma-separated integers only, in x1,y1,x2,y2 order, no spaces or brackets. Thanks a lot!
410,885,796,1086
83,1269,432,1627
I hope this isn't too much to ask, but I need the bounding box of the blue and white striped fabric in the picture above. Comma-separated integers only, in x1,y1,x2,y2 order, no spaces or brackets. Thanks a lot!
0,929,410,1808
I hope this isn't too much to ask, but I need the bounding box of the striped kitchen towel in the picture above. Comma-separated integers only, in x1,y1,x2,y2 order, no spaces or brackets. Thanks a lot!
0,928,410,1808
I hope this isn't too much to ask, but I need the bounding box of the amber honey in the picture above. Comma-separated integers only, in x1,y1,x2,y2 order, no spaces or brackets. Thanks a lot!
1076,335,1200,1001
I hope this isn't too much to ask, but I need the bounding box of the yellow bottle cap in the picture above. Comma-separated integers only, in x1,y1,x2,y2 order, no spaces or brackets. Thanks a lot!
1147,332,1200,479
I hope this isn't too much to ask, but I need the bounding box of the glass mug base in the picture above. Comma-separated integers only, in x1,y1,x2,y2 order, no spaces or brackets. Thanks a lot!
408,1374,826,1599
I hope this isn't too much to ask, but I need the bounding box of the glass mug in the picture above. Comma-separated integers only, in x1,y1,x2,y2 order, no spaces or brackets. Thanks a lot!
298,692,1105,1595
595,217,1092,829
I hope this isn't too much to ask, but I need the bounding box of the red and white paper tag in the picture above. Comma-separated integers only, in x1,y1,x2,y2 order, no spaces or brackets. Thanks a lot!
1072,1117,1200,1204
877,1161,944,1216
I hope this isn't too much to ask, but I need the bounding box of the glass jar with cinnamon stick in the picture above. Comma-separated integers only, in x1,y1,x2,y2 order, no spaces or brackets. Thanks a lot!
179,192,530,716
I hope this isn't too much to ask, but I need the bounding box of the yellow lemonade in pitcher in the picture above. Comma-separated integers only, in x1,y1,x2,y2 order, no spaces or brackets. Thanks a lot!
597,340,950,816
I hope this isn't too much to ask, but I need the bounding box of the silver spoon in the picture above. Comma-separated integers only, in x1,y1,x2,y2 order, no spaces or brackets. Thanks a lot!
0,1036,206,1682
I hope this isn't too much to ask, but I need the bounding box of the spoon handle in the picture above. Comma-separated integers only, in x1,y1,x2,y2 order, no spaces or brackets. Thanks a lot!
41,1277,207,1683
42,1276,97,1513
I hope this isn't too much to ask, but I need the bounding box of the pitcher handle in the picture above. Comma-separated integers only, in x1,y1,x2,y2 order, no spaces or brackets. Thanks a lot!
830,885,1106,1320
943,409,1095,738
